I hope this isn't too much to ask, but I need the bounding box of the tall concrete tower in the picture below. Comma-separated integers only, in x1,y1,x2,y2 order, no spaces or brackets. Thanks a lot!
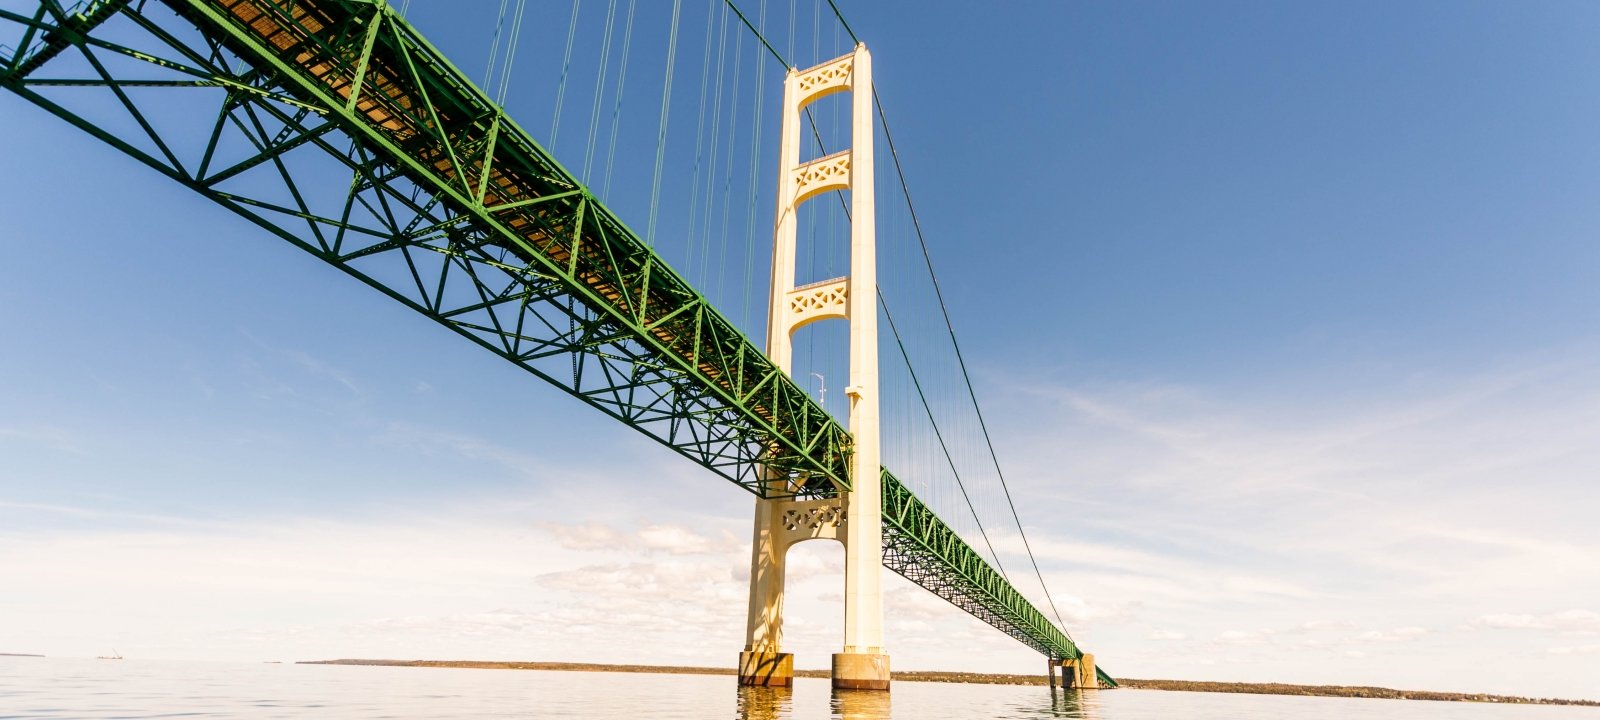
738,42,888,692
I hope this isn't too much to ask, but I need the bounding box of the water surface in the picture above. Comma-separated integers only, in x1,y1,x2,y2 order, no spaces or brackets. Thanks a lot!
2,658,1595,719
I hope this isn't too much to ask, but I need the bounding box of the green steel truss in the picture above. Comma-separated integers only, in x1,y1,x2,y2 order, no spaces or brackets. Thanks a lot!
882,470,1115,687
0,0,1111,685
2,0,850,498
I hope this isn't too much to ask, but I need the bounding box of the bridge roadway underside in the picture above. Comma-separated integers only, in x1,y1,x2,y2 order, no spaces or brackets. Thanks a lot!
0,0,1112,687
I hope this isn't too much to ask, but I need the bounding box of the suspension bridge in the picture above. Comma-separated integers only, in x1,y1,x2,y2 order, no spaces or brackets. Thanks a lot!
0,0,1113,690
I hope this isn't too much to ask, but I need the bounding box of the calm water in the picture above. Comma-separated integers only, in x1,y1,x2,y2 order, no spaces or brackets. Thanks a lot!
2,658,1596,719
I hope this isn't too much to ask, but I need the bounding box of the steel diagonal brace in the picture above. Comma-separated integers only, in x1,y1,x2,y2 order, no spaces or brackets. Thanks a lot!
343,7,381,113
203,121,340,185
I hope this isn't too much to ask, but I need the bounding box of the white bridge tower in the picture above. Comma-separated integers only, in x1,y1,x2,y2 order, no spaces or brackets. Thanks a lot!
737,43,889,692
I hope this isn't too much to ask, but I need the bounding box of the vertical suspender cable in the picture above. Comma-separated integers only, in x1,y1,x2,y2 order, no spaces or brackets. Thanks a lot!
713,17,744,299
786,0,796,69
549,0,584,148
600,0,638,199
645,0,685,246
494,0,529,106
581,0,620,183
881,292,1013,583
684,0,722,278
482,0,513,92
740,0,769,330
697,3,731,286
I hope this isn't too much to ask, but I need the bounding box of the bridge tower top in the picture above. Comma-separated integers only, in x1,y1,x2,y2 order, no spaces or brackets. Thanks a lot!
764,44,875,379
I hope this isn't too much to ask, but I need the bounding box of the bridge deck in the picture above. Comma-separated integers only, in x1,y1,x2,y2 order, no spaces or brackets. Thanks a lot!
0,0,1111,686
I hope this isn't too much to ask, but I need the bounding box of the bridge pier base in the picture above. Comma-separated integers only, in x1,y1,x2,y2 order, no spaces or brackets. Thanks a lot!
1058,653,1098,689
738,650,794,687
831,652,891,691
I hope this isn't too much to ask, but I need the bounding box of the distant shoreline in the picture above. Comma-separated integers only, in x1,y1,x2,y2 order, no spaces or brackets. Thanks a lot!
298,659,1597,707
0,653,44,657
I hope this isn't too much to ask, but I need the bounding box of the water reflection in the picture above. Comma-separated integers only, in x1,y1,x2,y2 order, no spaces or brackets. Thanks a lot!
830,688,890,719
734,685,891,720
735,685,792,719
1029,689,1103,719
4,660,1537,720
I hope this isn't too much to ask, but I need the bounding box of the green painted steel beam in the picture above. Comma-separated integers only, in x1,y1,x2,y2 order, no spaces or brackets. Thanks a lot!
0,0,850,499
882,469,1116,687
0,0,1112,686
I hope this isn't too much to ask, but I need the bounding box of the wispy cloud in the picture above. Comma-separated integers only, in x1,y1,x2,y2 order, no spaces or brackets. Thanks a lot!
1356,627,1428,643
0,424,83,454
957,345,1600,697
1548,645,1600,656
4,336,1597,698
1470,610,1600,634
542,520,629,551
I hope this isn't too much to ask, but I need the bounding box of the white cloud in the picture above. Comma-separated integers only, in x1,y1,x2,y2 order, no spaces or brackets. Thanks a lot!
6,337,1600,698
884,585,958,622
1215,629,1276,646
1473,614,1544,630
544,521,629,551
0,502,579,658
374,423,561,481
1291,620,1358,633
985,529,1321,608
1471,610,1600,633
1548,645,1600,656
965,348,1600,697
1355,627,1428,644
637,524,716,555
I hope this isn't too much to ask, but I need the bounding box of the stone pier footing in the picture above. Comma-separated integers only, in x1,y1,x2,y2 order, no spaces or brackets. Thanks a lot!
1058,653,1097,689
738,651,794,687
830,652,890,691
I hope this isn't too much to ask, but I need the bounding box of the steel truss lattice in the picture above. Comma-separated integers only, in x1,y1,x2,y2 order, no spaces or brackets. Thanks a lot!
0,0,1112,685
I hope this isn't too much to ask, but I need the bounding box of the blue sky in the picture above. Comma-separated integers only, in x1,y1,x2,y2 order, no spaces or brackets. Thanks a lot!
2,0,1599,700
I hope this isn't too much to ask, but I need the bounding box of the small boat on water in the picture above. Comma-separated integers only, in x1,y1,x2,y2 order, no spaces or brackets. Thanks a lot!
96,650,122,660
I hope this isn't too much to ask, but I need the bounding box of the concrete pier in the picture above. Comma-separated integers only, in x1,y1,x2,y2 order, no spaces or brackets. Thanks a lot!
737,651,794,687
1059,653,1098,689
831,652,891,691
